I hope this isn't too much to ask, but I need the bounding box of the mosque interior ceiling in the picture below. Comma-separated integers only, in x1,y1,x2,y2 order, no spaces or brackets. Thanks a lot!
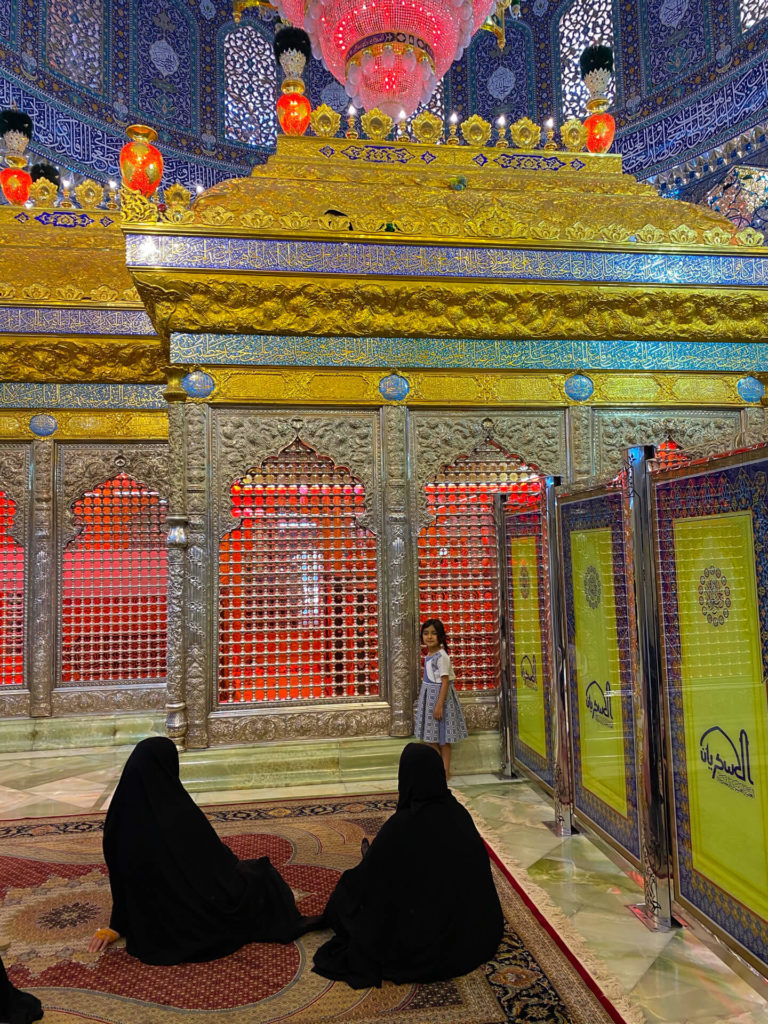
1,0,768,194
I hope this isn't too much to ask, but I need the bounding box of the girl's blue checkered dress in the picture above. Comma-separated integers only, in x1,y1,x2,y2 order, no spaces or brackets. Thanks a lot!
414,650,468,745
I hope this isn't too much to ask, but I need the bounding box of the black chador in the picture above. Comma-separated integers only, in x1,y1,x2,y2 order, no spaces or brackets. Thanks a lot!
313,743,504,988
102,737,304,965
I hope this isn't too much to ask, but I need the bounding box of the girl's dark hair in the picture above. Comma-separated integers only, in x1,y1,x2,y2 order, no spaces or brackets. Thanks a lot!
420,618,449,653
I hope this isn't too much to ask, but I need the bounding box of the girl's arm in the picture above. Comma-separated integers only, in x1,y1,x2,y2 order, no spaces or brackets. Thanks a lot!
434,674,449,720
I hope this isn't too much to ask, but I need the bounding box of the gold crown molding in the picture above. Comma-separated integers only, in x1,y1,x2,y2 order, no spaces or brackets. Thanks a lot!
0,335,166,382
203,367,746,408
133,270,768,345
115,134,751,251
0,409,168,440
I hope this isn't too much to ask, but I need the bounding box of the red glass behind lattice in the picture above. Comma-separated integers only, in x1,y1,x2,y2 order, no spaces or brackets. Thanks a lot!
0,491,24,687
418,441,542,691
651,439,692,472
218,438,379,704
61,474,168,684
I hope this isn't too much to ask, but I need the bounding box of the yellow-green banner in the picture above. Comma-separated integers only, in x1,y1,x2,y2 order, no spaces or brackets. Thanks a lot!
675,511,768,921
570,527,628,818
510,534,546,758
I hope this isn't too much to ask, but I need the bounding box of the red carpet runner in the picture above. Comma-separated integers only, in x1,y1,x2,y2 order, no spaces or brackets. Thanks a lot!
0,795,631,1023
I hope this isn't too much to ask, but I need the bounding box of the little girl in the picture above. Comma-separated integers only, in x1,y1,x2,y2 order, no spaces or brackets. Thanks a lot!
414,618,468,779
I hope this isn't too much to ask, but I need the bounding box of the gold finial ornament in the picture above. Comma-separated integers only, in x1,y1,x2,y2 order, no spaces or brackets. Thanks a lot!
28,176,57,208
410,110,443,144
162,182,193,223
510,117,541,149
360,108,394,141
74,179,105,208
460,114,491,147
309,104,341,138
560,117,587,152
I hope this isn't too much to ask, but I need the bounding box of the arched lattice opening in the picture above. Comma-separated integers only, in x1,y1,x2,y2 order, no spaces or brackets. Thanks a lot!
218,438,379,704
46,0,105,92
222,20,277,147
61,474,168,685
418,438,542,691
0,490,24,687
558,0,615,120
740,0,768,31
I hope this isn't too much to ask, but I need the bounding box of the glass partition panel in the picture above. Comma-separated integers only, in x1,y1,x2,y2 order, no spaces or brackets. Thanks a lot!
559,490,641,864
503,500,554,789
654,451,768,971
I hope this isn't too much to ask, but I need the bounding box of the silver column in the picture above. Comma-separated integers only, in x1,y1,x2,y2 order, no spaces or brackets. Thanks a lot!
28,439,54,717
626,444,673,929
494,492,514,776
546,476,573,836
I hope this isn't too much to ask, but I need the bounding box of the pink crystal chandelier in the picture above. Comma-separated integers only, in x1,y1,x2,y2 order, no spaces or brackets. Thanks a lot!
272,0,497,117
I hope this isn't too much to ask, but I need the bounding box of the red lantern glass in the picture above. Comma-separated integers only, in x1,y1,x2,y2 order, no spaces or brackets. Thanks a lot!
584,111,615,154
0,165,32,204
119,124,163,196
276,92,311,136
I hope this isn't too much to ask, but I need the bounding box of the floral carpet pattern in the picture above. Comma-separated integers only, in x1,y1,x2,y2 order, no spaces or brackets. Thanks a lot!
0,795,626,1023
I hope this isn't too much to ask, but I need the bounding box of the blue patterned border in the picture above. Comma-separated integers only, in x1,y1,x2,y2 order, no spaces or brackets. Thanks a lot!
130,235,768,287
560,491,641,863
506,510,554,789
654,459,768,967
171,332,768,373
0,306,156,336
0,384,167,409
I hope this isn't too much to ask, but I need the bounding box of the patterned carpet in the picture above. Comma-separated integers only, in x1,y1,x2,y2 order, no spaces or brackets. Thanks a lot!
0,795,628,1023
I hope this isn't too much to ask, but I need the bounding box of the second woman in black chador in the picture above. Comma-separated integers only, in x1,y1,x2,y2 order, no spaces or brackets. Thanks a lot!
313,743,504,988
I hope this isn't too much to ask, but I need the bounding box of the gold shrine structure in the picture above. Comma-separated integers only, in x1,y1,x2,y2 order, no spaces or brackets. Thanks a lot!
1,116,767,768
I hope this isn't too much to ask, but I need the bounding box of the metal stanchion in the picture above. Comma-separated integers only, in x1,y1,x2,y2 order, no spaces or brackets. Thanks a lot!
626,445,673,929
546,476,573,836
494,492,515,777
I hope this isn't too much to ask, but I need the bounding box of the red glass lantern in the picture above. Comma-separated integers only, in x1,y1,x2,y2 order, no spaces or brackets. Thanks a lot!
277,91,311,136
0,162,32,204
584,111,615,154
119,124,163,196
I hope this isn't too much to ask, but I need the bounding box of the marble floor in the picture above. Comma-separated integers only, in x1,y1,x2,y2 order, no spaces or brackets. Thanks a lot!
0,745,767,1024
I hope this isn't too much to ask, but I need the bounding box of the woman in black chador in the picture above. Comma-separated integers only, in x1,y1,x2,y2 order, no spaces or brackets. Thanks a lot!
313,742,504,988
0,955,43,1023
89,736,318,965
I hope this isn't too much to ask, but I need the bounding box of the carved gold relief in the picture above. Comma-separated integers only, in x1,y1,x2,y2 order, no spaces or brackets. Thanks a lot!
134,269,768,347
0,336,165,382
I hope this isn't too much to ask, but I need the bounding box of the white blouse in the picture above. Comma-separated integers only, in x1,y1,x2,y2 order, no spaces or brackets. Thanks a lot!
424,649,456,684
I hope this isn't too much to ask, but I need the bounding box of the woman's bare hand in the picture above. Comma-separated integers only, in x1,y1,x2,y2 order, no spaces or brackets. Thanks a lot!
88,927,119,953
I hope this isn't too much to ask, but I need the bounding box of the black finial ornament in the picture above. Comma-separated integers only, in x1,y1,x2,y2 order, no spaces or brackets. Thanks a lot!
30,163,61,186
579,44,613,79
0,107,33,140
